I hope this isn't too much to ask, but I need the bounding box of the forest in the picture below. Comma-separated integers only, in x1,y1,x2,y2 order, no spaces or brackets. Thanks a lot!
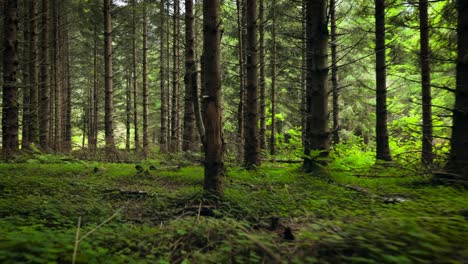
1,0,467,263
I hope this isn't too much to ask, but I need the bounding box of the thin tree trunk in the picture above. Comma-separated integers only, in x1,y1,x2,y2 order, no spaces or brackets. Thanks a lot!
166,0,172,147
171,0,180,152
419,0,433,164
63,20,72,152
132,0,140,151
446,0,468,177
182,0,196,151
303,0,330,172
202,0,224,197
159,0,167,152
236,0,245,161
39,0,50,150
142,2,149,156
53,0,63,152
244,0,260,168
331,0,340,145
126,69,131,151
2,0,19,157
88,26,98,151
270,0,277,156
259,0,266,151
375,0,391,161
22,0,31,150
301,0,307,146
29,0,39,146
104,0,116,153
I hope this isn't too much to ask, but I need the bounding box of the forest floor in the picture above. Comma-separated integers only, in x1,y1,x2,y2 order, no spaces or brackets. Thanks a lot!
0,157,467,263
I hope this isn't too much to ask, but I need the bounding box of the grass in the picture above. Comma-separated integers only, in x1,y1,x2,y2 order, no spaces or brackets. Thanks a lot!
0,159,467,263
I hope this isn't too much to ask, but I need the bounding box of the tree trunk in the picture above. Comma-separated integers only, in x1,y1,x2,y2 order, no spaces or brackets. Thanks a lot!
53,0,63,152
258,0,266,151
142,2,149,156
159,0,167,152
88,26,98,151
375,0,391,161
182,0,197,152
301,0,306,146
22,0,31,150
244,0,260,169
63,21,72,152
126,69,131,151
171,0,180,152
104,0,116,153
132,0,140,151
331,0,340,145
419,0,433,164
303,0,330,172
39,0,50,150
235,0,245,161
270,0,277,156
202,0,225,197
447,0,468,177
28,0,39,146
2,0,19,157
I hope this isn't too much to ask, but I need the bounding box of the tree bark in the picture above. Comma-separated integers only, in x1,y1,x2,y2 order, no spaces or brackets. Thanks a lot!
331,0,340,145
244,0,260,169
104,0,116,153
63,19,72,152
132,0,140,151
182,0,197,152
88,25,98,151
159,0,167,152
171,0,181,152
259,0,266,151
53,0,63,152
39,0,50,150
28,0,39,146
22,0,31,150
447,0,468,177
2,0,19,157
142,2,149,156
235,0,245,161
202,0,225,197
375,0,392,161
270,0,277,156
126,69,131,152
303,0,330,172
419,0,433,164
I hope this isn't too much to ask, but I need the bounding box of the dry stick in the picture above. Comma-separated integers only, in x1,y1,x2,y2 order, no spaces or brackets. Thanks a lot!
72,216,82,264
78,207,123,243
196,201,202,223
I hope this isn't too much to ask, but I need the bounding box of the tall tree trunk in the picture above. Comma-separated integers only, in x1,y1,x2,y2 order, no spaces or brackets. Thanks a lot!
171,0,180,152
235,0,245,161
159,0,167,152
142,2,149,156
301,0,307,146
88,26,98,151
330,0,340,145
39,0,50,150
29,0,39,146
182,0,197,151
132,0,140,151
270,0,277,156
258,0,266,151
126,69,131,152
447,0,468,177
53,0,63,152
419,0,433,164
63,20,72,152
166,0,172,147
202,0,224,197
303,0,330,172
104,0,116,153
22,0,31,150
375,0,391,161
2,0,19,157
244,0,260,169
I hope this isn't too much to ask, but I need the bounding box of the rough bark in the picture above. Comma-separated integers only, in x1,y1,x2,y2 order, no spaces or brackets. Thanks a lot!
159,0,167,152
22,0,31,149
446,0,468,177
419,0,433,164
142,3,149,156
171,0,181,152
88,26,98,151
104,0,116,153
63,21,72,152
202,0,225,197
303,0,330,172
182,0,197,151
53,0,63,152
244,0,260,169
28,0,39,146
259,0,266,151
132,0,140,151
375,0,392,161
39,0,50,150
331,0,340,145
2,0,19,157
236,0,245,161
126,69,131,151
270,0,277,156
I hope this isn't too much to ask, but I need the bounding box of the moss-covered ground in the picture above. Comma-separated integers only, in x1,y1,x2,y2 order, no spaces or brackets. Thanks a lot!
0,159,467,263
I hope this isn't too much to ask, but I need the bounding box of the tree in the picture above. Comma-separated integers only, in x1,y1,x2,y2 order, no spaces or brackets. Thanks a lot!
258,0,266,150
447,0,468,177
375,0,391,161
142,2,149,156
303,0,329,172
21,0,31,150
171,0,181,152
419,0,433,164
104,0,116,153
182,0,197,152
132,0,140,151
202,0,225,196
270,0,277,156
235,0,245,160
160,0,167,152
39,0,50,150
330,0,340,144
2,0,19,157
244,0,260,168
